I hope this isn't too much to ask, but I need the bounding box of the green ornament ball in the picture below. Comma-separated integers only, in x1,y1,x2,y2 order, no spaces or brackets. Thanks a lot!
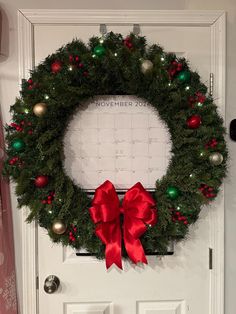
177,70,191,83
93,45,106,57
11,139,25,152
166,186,180,200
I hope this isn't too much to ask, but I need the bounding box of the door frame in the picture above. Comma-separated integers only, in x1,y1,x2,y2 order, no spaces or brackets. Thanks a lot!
17,9,226,314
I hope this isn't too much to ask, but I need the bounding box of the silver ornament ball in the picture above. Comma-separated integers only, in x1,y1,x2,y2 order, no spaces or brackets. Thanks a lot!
209,152,223,166
52,219,67,235
33,102,47,117
141,60,153,74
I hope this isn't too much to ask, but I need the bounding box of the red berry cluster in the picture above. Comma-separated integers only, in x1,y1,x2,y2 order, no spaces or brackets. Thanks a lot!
171,209,188,225
27,78,37,90
168,60,183,79
196,92,206,103
124,36,133,49
68,225,78,242
10,121,33,135
205,138,218,149
188,92,206,107
69,55,88,77
10,122,23,132
41,191,55,205
199,184,216,199
69,54,80,63
8,156,22,166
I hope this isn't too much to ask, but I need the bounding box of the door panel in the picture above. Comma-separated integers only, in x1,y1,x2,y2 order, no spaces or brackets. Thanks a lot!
35,23,216,314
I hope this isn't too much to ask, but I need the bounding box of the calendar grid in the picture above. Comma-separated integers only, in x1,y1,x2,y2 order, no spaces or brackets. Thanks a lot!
64,96,172,190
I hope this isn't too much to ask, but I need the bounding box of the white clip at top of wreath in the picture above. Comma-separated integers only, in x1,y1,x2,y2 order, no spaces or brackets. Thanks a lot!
133,24,140,35
99,24,107,36
99,24,141,37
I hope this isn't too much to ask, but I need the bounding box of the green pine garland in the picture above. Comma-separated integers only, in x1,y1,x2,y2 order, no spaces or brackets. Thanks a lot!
3,32,227,260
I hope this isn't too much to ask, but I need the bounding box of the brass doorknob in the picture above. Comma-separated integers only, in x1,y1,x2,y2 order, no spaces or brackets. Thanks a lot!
44,275,60,294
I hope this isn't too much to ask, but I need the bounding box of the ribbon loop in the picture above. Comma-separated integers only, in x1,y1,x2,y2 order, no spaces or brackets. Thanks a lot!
89,180,157,269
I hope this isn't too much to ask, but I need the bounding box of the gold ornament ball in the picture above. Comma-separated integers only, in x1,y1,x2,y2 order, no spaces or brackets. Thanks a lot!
141,60,154,74
209,152,224,166
52,219,67,235
33,102,47,117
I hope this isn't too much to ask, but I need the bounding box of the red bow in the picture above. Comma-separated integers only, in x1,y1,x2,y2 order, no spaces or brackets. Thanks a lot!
89,180,157,269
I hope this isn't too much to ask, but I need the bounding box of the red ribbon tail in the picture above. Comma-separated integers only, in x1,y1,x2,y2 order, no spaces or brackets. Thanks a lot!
105,243,123,270
96,222,122,270
124,232,147,266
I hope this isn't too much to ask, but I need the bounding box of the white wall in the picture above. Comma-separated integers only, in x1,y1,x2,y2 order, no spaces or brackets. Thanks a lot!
0,1,235,313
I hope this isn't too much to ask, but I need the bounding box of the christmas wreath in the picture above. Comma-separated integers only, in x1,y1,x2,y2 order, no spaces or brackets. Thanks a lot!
4,32,227,269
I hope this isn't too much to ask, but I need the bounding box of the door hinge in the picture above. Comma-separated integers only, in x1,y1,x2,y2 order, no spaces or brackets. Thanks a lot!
209,73,214,96
36,275,39,290
209,248,213,270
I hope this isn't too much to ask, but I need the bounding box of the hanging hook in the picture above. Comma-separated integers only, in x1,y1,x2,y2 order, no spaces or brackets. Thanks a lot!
133,24,140,35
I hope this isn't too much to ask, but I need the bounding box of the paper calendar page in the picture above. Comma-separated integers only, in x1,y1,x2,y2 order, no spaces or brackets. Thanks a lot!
63,95,172,190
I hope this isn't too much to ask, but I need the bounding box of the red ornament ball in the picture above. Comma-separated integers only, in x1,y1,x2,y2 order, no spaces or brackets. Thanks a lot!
34,175,49,188
51,61,62,73
187,115,202,129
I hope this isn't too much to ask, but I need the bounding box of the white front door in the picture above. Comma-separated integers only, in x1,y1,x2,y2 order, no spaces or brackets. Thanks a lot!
18,10,225,314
